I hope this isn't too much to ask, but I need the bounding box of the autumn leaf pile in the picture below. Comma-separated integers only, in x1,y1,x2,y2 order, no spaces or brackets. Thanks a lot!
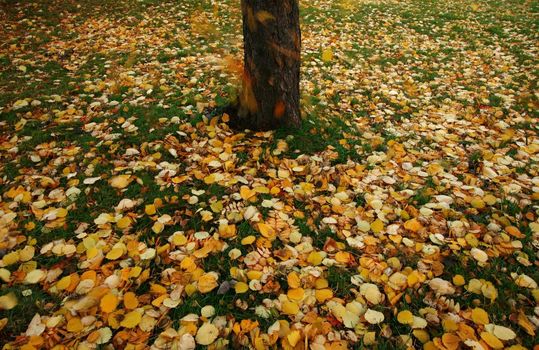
0,0,538,349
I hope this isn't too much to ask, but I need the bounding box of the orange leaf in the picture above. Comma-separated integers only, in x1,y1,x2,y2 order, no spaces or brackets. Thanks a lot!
67,318,83,333
240,186,257,201
287,272,300,289
100,293,119,313
441,333,460,350
257,222,276,239
123,292,139,310
404,218,423,232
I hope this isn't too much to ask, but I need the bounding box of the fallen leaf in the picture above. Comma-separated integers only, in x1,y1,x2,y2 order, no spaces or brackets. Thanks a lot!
364,309,384,324
0,292,18,310
196,322,219,345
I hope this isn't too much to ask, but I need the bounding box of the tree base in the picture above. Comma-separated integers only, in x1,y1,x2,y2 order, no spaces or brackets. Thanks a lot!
240,0,302,131
205,100,279,132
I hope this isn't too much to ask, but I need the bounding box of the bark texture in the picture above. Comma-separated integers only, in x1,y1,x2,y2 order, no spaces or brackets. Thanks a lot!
239,0,301,130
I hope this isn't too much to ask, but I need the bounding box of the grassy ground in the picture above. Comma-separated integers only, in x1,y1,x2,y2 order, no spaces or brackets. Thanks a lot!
0,0,538,348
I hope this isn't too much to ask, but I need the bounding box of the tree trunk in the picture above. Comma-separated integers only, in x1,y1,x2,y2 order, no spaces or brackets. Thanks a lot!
239,0,301,131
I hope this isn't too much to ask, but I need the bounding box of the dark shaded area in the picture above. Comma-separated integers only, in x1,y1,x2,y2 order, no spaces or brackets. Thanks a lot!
239,0,302,131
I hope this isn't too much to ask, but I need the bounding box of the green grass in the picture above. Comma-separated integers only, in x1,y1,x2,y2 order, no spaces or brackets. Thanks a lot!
0,285,61,343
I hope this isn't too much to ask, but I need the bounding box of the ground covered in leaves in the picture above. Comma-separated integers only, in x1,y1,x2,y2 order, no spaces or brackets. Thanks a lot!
0,0,538,348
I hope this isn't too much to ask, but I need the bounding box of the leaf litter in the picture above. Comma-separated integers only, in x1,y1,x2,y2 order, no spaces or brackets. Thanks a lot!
0,0,538,349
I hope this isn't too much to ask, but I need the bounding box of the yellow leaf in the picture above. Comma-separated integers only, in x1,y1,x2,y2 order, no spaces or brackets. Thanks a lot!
172,233,187,246
0,292,18,310
185,284,197,296
307,251,323,266
152,221,164,234
363,331,376,346
19,246,35,262
282,301,299,315
210,201,223,213
180,256,197,271
95,327,113,345
481,281,498,301
110,175,132,189
254,186,270,194
480,332,503,349
370,219,384,233
470,197,485,209
87,247,98,259
56,276,71,291
106,247,124,260
412,329,430,343
219,224,236,238
2,251,19,266
145,204,156,215
0,268,9,283
152,294,166,307
397,310,414,325
483,194,497,205
195,322,219,345
533,289,539,303
246,270,262,280
517,311,536,336
442,319,458,332
198,273,218,293
360,283,382,304
315,289,333,303
452,274,465,286
100,293,119,313
204,174,216,184
287,288,305,301
407,271,420,287
56,208,68,218
505,346,528,350
423,341,437,350
287,330,301,347
200,210,213,222
241,235,256,245
235,282,248,294
471,307,489,325
94,213,113,225
315,278,328,289
321,48,333,62
121,311,142,328
116,216,132,229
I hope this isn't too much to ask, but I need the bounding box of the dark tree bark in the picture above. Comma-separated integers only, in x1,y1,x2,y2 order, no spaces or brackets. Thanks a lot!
238,0,301,131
